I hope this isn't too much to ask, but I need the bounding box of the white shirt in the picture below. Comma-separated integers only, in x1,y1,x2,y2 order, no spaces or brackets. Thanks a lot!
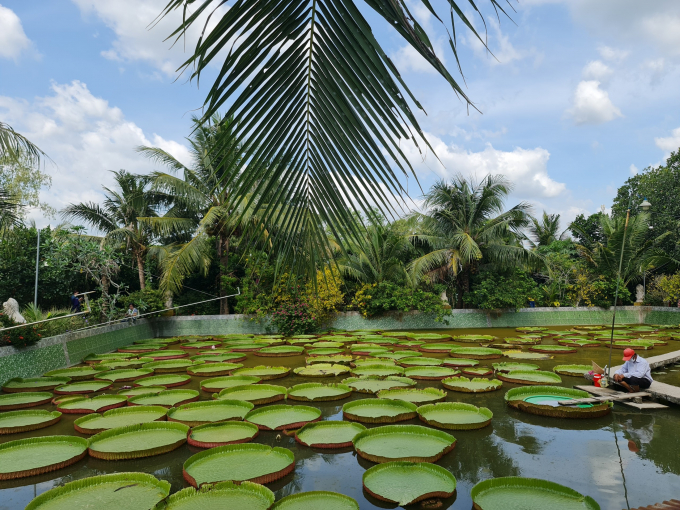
615,356,653,383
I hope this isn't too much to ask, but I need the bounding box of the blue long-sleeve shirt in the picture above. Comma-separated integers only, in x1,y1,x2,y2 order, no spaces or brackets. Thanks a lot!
615,357,653,383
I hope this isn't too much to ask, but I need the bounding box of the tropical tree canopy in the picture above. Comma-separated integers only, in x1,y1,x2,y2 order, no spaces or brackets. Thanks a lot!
158,0,511,279
528,211,568,248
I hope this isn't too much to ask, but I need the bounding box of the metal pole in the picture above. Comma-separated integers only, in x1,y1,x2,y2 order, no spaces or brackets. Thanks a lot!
34,229,40,308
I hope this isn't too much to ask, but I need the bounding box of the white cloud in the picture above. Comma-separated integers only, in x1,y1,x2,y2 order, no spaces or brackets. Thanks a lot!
0,81,190,224
629,164,639,175
402,133,566,199
644,58,667,85
582,60,613,84
567,80,622,125
392,44,442,75
465,20,526,66
0,4,32,60
655,127,680,154
598,46,628,62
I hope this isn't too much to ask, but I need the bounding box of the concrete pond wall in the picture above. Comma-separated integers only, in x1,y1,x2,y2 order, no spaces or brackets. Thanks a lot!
1,306,679,386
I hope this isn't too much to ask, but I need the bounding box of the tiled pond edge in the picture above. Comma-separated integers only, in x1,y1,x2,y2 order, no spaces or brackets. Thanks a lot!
1,306,678,386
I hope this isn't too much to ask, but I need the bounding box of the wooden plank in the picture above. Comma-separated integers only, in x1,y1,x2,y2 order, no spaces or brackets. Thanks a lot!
557,392,649,405
624,402,668,409
630,499,680,510
572,385,667,409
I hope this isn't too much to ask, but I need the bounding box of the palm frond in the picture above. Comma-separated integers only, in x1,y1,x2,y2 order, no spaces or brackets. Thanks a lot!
0,122,48,166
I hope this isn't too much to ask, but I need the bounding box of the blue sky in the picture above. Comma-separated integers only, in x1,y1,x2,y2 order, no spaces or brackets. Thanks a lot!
1,0,680,228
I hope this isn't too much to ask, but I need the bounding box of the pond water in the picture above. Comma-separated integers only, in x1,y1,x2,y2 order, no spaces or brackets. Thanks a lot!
2,326,680,510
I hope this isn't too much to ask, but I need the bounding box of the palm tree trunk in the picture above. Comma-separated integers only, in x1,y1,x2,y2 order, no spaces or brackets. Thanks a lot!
456,269,471,309
217,233,231,315
136,252,146,290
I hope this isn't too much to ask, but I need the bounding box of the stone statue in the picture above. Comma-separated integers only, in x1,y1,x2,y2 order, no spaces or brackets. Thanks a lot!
635,284,645,303
440,290,448,304
2,298,26,324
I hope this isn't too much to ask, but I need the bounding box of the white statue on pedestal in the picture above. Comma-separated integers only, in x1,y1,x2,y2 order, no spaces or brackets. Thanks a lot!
2,298,26,324
635,284,645,303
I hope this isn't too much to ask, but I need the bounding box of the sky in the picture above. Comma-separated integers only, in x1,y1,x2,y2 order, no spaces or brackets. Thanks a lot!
1,0,680,229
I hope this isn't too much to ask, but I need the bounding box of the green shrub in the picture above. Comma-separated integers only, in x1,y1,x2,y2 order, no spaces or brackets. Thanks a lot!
118,288,165,316
463,269,539,310
352,282,445,318
0,312,42,348
271,301,317,335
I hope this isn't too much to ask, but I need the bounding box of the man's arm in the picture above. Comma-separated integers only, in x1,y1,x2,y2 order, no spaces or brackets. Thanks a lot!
615,361,629,377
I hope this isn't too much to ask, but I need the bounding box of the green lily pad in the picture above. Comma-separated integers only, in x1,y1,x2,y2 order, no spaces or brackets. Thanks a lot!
83,353,135,364
271,492,359,510
343,398,417,424
442,358,479,367
349,346,390,356
558,339,601,347
403,366,460,380
187,362,243,376
142,359,202,373
377,387,447,404
529,345,577,354
179,341,223,350
293,364,350,377
128,389,199,408
161,481,274,510
306,348,345,356
229,343,269,352
98,358,154,369
136,337,179,344
376,351,422,360
56,395,128,414
0,409,61,435
118,344,168,353
232,366,290,380
417,402,492,430
44,366,110,381
0,435,88,480
497,370,562,385
143,350,189,360
492,362,540,373
118,386,166,397
350,365,404,377
254,346,305,357
353,424,456,463
288,338,317,346
309,341,344,348
167,399,254,426
442,377,502,393
287,383,352,402
381,331,411,338
395,340,425,348
452,334,497,343
191,353,248,363
245,404,321,430
449,347,502,359
2,377,71,392
503,351,553,360
295,421,367,448
0,392,53,410
73,406,168,434
289,334,317,339
418,343,460,353
24,472,171,510
516,327,549,332
342,376,416,394
470,477,600,510
134,374,191,388
306,355,354,364
217,384,287,405
505,386,590,407
200,375,261,392
88,422,189,460
353,358,395,367
406,333,452,341
95,369,153,382
54,381,112,394
362,461,457,506
399,357,442,367
505,337,542,345
183,443,295,487
187,421,259,448
553,365,593,376
504,386,612,418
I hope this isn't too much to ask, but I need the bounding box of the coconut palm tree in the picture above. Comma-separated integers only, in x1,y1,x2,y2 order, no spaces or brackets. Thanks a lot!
0,187,22,237
156,0,510,279
62,170,169,290
409,174,534,308
528,211,568,248
0,122,46,166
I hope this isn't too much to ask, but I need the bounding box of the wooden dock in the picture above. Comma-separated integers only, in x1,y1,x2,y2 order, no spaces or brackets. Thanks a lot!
609,349,680,405
630,499,680,510
574,385,668,409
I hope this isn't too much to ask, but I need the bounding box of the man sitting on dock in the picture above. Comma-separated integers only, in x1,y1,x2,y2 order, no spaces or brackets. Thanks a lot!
613,348,653,393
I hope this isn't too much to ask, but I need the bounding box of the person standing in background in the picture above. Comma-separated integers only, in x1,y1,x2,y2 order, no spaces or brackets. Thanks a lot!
70,291,81,313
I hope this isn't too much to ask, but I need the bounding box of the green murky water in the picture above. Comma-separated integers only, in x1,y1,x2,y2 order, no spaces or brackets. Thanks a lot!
2,326,680,509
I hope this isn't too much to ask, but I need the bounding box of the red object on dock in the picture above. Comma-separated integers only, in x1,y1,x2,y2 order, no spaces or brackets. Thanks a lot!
593,374,602,387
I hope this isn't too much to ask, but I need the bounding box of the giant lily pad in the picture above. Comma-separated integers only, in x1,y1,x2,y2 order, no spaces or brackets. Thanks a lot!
461,367,494,377
24,472,171,510
0,410,61,435
192,353,248,363
404,366,460,380
245,404,321,430
308,341,344,348
442,358,479,367
362,461,456,506
449,347,502,359
503,351,553,360
342,398,417,424
492,362,540,373
2,377,71,393
88,421,189,460
398,357,442,367
306,355,353,364
342,376,416,394
558,339,601,347
381,331,410,338
95,369,153,382
54,381,112,394
229,343,269,352
83,353,134,364
118,386,166,397
306,348,345,356
453,334,497,343
394,340,425,348
188,422,259,448
287,383,352,402
376,351,422,360
293,364,350,377
295,421,367,448
183,443,295,487
143,359,202,373
349,346,390,356
611,340,654,350
529,345,577,354
254,346,305,357
217,384,287,405
417,402,492,430
73,405,168,434
0,392,53,410
271,492,359,510
504,386,611,418
187,362,243,376
128,389,199,408
352,358,395,368
0,435,88,480
118,344,168,353
418,343,460,353
470,477,600,510
167,399,254,427
516,327,548,333
134,374,191,388
350,365,404,377
143,350,189,360
201,375,261,392
505,337,541,345
288,338,317,346
406,333,452,341
161,481,273,510
232,366,291,380
377,387,447,404
353,425,456,463
44,366,110,381
553,365,592,376
56,395,128,414
442,377,502,393
497,370,562,385
98,358,153,369
179,341,223,350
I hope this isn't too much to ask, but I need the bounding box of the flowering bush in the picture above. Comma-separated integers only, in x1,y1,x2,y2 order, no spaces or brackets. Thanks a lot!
0,312,42,348
271,301,317,336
